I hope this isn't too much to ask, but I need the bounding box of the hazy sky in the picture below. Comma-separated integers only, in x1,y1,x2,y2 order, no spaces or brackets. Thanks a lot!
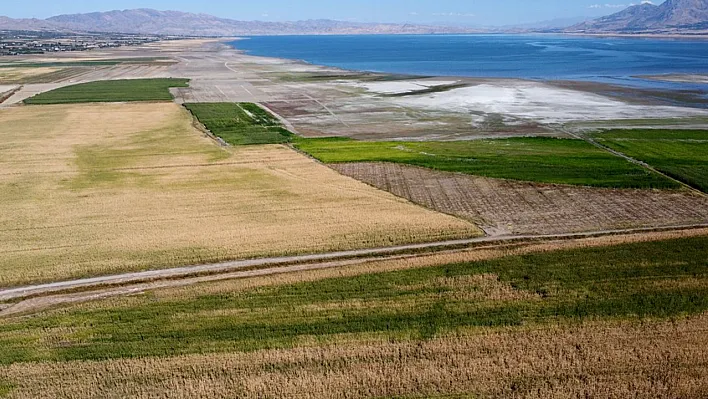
3,0,645,26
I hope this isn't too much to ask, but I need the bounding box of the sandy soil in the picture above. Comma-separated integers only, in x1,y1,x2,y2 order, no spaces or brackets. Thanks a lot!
333,162,708,236
1,82,74,105
0,85,19,103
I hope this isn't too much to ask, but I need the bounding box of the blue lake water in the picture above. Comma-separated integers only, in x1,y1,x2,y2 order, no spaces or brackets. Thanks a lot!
230,34,708,92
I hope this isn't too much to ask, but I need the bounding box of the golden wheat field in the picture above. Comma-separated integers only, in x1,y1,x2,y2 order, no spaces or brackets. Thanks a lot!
0,102,479,287
0,67,61,83
1,315,706,399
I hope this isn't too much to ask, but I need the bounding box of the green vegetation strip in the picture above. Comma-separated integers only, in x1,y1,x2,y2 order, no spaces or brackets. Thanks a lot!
594,129,708,193
23,78,189,104
0,235,705,364
185,103,292,145
293,137,678,189
0,380,13,398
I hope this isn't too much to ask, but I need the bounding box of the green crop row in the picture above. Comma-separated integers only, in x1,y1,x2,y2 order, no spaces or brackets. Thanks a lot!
23,78,189,104
184,102,292,145
594,129,708,193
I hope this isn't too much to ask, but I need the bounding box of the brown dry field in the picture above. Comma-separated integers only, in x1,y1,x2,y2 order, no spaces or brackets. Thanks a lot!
333,162,708,236
0,103,479,287
1,314,706,399
0,67,61,83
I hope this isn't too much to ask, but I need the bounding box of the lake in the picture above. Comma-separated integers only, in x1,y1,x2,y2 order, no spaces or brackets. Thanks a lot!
231,34,708,91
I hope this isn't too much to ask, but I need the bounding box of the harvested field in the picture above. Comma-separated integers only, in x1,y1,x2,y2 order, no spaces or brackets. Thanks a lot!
332,162,708,235
0,103,478,287
0,67,62,83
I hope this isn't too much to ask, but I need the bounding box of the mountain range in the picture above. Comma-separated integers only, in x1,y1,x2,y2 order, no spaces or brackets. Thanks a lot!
0,9,481,36
0,1,706,37
568,0,708,33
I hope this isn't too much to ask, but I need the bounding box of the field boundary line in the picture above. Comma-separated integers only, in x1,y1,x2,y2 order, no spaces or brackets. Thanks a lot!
561,127,707,197
1,224,707,302
258,103,301,135
0,85,23,106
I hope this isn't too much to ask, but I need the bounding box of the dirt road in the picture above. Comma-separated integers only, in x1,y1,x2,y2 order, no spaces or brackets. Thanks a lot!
2,225,707,305
2,225,707,318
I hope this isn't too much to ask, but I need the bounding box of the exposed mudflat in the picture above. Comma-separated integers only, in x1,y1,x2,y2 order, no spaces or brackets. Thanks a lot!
353,80,460,95
391,82,708,124
638,74,708,84
3,39,707,139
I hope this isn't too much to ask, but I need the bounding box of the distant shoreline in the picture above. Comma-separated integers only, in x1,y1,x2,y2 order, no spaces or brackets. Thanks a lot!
225,35,708,87
221,38,708,110
560,32,708,40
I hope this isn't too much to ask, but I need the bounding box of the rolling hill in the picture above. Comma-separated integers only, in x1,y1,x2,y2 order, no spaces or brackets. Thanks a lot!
569,0,708,33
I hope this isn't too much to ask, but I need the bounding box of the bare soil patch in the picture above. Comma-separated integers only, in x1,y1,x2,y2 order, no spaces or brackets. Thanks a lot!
333,162,708,235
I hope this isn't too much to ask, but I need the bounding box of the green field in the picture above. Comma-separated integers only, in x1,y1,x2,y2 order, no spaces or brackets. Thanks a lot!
293,137,678,189
185,102,293,145
594,129,708,193
23,78,189,104
1,235,705,364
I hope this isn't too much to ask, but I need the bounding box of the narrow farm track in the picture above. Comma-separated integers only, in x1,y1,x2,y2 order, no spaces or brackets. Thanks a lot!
561,127,707,197
1,225,707,317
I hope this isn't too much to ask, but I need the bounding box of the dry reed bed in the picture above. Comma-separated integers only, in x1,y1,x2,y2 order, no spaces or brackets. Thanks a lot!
0,103,478,287
333,162,708,235
1,315,706,399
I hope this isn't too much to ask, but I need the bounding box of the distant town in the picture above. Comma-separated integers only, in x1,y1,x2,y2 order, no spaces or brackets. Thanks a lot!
0,30,162,56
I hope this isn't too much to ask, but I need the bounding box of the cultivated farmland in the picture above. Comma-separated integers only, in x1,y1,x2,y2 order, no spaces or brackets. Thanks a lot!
185,102,292,145
3,38,708,399
333,162,708,235
294,137,677,188
594,129,708,193
0,102,478,287
0,234,706,398
22,78,189,104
